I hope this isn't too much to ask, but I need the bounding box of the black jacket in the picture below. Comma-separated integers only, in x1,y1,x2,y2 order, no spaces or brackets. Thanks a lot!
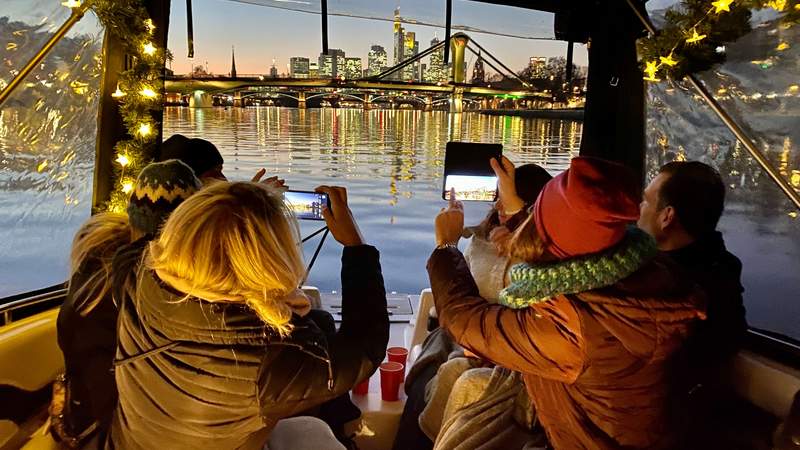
106,245,389,450
667,231,747,369
56,257,118,435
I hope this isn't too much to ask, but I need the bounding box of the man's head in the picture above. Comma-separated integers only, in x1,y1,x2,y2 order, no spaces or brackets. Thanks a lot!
638,161,725,249
158,134,226,183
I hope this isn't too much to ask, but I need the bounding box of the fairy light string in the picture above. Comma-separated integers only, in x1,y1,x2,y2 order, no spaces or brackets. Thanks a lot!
73,0,167,212
639,0,799,82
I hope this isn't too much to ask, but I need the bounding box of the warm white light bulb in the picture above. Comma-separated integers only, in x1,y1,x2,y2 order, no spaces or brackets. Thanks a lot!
142,42,157,56
140,87,157,98
138,123,152,136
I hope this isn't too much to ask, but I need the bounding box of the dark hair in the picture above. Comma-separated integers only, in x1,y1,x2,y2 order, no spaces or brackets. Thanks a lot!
657,161,725,238
158,135,223,177
473,163,553,236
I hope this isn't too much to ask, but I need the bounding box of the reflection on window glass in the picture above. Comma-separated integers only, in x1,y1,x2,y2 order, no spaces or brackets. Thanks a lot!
646,10,800,340
0,6,103,298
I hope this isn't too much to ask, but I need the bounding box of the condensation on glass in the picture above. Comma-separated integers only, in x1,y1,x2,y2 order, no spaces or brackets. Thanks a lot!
645,8,799,340
0,2,103,297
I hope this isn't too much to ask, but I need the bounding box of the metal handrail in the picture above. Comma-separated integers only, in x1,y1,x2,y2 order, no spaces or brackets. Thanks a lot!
623,0,800,210
0,3,90,108
0,288,67,326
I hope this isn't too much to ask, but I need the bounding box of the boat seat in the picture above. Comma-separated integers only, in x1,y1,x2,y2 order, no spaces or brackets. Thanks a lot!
0,308,63,449
728,350,800,419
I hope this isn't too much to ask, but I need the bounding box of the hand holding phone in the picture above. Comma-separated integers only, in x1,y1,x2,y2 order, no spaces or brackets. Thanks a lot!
490,156,525,215
315,186,365,247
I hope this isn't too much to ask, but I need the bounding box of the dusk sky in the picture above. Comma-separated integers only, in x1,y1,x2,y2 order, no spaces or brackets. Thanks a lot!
166,0,591,76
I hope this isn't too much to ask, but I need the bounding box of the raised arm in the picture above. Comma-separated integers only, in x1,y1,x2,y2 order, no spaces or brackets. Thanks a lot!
257,186,389,416
431,191,584,382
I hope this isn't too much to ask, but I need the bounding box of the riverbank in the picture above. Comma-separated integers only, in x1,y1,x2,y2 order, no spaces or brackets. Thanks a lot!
479,108,584,121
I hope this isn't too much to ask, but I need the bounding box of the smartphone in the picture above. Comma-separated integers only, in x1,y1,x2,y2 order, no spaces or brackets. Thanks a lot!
284,190,330,221
442,142,502,201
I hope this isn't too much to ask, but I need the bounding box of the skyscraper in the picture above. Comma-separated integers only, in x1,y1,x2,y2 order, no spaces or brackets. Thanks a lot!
471,52,485,83
425,36,446,83
318,54,333,77
403,31,419,81
289,57,310,78
392,7,404,81
318,49,345,78
367,45,388,76
309,62,319,78
344,57,362,79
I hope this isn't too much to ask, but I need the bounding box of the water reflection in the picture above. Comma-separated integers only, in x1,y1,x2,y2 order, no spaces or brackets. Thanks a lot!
163,107,581,295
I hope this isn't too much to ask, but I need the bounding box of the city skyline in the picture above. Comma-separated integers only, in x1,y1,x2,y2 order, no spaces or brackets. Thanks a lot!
167,0,588,77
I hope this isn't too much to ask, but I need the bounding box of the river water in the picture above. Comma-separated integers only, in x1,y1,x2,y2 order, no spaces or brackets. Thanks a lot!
163,106,581,295
161,105,800,341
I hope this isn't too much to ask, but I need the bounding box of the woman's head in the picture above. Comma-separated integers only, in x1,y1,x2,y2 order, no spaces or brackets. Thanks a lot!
147,181,305,335
69,212,131,315
471,163,552,239
127,159,203,239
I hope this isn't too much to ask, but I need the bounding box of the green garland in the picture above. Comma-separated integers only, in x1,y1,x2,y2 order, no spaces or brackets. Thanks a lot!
66,0,166,212
638,0,799,81
498,227,658,309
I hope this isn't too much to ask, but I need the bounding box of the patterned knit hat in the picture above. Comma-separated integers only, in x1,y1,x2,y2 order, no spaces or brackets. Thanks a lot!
127,160,202,235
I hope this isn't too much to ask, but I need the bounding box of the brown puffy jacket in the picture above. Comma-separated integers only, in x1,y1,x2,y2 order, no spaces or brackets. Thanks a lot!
428,247,706,450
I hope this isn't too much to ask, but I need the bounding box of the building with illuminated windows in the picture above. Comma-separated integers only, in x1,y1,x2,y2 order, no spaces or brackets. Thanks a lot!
344,57,362,79
289,57,309,78
367,45,387,76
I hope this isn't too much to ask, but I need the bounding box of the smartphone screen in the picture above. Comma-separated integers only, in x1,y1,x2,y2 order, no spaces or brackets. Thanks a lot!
442,142,502,201
443,174,498,201
284,190,329,221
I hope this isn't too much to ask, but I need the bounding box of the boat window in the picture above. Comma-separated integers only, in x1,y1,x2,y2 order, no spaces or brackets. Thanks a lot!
0,2,103,298
162,0,588,297
328,0,445,81
646,8,800,342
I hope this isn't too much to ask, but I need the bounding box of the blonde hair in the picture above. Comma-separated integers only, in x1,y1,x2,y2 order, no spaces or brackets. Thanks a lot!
147,181,305,335
69,212,131,315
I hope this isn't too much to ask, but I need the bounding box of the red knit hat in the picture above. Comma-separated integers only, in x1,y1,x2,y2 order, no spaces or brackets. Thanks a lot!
532,157,641,258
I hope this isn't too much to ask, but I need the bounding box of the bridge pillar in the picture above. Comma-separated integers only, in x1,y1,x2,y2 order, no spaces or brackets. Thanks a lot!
450,89,464,113
189,91,213,108
297,91,306,109
424,96,433,111
363,94,371,110
450,33,469,84
233,91,243,107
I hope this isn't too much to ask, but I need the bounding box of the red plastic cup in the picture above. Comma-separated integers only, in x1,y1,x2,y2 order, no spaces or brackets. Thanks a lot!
387,347,408,381
352,377,370,395
379,361,404,401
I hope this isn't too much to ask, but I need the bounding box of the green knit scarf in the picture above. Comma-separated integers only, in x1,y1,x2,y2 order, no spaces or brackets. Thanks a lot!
498,227,658,309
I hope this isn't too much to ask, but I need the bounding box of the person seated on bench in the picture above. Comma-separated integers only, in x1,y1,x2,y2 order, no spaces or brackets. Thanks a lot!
393,160,551,450
107,182,388,450
55,160,202,446
638,161,747,448
429,156,706,450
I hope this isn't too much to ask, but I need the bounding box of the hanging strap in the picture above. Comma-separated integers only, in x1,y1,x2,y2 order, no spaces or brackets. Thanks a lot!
114,341,180,368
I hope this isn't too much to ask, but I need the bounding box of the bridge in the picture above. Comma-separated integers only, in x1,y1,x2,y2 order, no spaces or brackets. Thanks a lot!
164,33,557,112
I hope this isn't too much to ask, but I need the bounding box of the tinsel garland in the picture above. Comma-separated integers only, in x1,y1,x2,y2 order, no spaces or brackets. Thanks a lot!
638,0,799,81
68,0,166,212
